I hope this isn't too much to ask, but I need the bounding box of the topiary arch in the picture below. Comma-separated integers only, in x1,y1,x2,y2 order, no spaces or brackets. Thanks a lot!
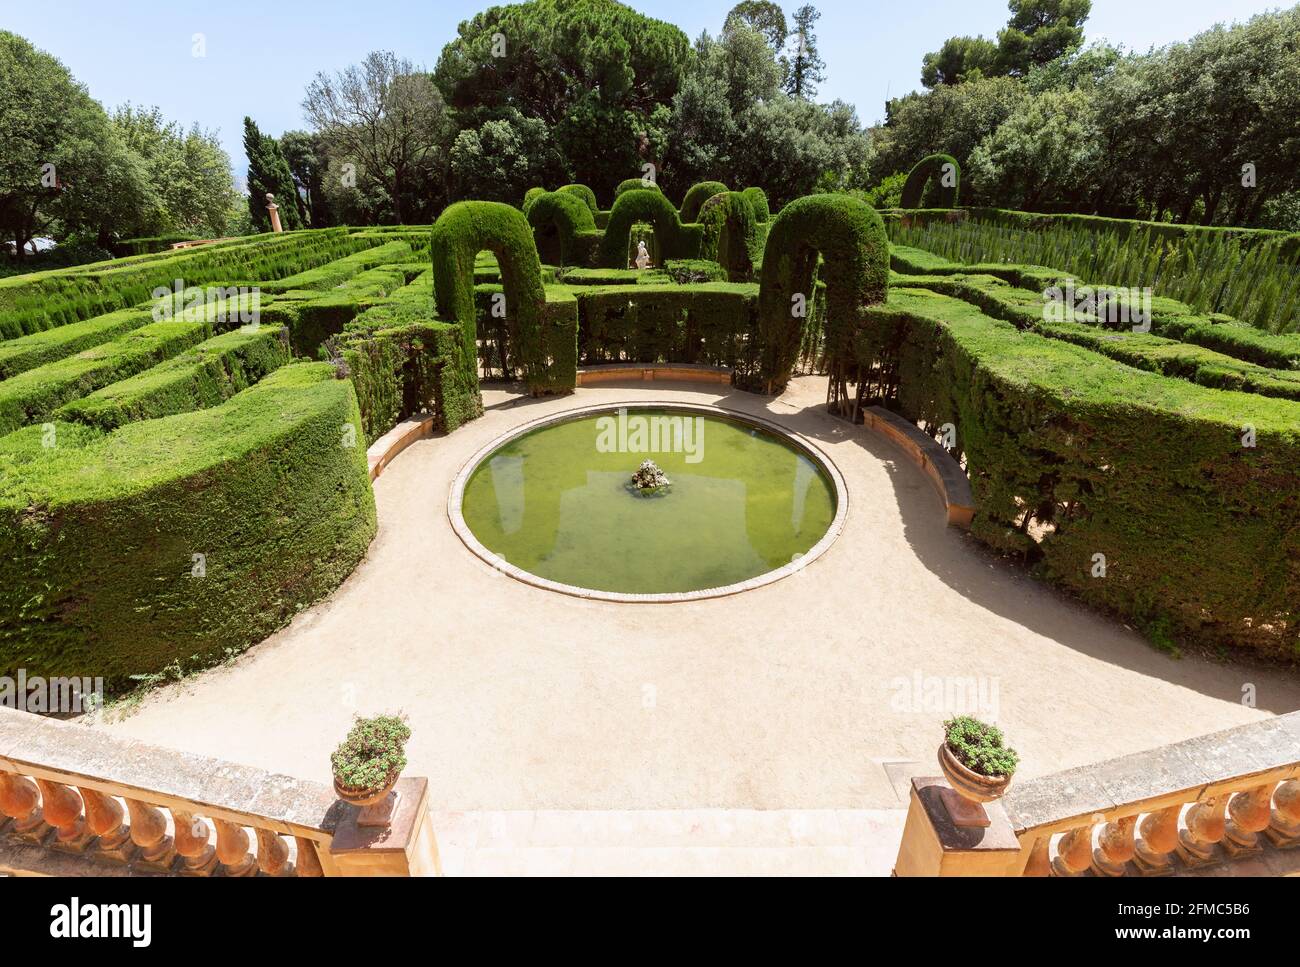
525,190,599,266
756,194,889,405
679,181,729,223
557,183,599,215
900,153,961,209
741,186,771,223
431,201,573,395
598,189,704,267
698,191,759,282
614,178,662,205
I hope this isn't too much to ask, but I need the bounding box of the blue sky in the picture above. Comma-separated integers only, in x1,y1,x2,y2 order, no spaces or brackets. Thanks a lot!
2,0,1286,184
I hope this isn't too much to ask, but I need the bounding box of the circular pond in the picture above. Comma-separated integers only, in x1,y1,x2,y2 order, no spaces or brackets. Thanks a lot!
449,403,845,600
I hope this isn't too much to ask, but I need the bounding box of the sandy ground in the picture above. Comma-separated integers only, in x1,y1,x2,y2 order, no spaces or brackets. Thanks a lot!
95,377,1300,810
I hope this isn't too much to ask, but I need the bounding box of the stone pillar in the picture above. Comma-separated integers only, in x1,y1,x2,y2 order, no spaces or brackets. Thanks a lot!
892,777,1022,876
330,777,441,876
266,193,283,233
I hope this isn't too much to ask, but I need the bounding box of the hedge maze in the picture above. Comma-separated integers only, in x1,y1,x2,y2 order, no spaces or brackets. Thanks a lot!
3,173,1297,691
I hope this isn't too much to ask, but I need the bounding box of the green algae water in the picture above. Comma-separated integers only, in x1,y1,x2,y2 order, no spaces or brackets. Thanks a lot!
459,407,837,594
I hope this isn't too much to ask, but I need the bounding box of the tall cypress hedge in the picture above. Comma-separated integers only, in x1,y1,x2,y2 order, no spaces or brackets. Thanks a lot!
900,154,961,209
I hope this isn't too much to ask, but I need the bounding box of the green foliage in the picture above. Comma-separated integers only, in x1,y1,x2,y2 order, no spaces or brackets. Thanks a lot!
757,194,889,391
449,107,567,204
0,363,376,687
679,181,729,223
698,191,760,282
782,5,826,99
243,117,303,232
944,716,1019,778
996,0,1092,77
900,154,961,209
726,1,788,51
741,186,771,223
261,240,413,293
922,36,1000,88
330,715,411,792
615,178,660,201
558,184,599,215
434,0,691,201
525,190,600,266
599,189,704,268
431,200,571,395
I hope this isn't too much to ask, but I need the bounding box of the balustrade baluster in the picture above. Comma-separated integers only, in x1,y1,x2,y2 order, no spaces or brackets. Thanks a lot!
214,818,257,876
1266,778,1300,848
255,827,293,876
125,798,176,870
1225,783,1274,855
35,779,94,851
1133,804,1182,874
1093,814,1137,876
1177,794,1229,866
295,836,324,877
78,787,134,862
0,771,50,843
1051,820,1096,876
173,809,218,875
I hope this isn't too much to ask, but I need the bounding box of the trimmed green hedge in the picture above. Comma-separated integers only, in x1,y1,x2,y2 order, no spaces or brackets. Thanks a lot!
525,191,601,266
859,287,1300,659
742,187,771,223
614,178,661,202
0,306,154,379
259,240,413,294
757,194,889,392
0,229,372,337
900,154,960,209
699,191,761,282
0,319,213,436
55,326,292,431
558,184,599,215
431,200,572,396
0,362,376,686
599,189,704,268
679,181,728,224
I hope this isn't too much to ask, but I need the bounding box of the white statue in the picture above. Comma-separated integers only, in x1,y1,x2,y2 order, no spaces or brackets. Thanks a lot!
634,240,651,270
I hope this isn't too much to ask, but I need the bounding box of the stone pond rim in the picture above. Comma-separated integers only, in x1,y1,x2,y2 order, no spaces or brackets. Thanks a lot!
446,401,849,603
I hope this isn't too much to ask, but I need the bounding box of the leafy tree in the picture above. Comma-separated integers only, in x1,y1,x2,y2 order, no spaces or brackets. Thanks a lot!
243,117,303,231
113,104,239,237
782,4,826,99
434,0,690,199
303,51,450,224
725,1,788,51
279,130,332,228
921,36,1000,88
0,31,150,259
448,108,568,203
996,0,1091,77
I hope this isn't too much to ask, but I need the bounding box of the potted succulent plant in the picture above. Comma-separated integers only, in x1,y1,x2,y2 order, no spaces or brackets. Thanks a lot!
331,714,411,825
937,715,1019,827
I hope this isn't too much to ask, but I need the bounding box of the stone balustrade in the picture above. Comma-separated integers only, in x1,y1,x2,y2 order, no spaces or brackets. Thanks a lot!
895,711,1300,876
0,706,438,877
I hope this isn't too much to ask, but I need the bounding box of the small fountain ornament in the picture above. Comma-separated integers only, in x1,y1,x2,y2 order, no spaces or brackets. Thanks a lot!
630,459,671,495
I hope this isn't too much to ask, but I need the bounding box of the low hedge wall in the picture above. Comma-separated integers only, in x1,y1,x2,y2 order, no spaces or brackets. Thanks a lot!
860,286,1300,659
259,240,413,293
0,305,155,379
55,326,292,431
0,319,213,436
0,362,376,686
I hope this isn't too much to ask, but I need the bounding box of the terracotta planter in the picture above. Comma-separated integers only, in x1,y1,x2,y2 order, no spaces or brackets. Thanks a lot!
333,772,399,808
938,743,1012,803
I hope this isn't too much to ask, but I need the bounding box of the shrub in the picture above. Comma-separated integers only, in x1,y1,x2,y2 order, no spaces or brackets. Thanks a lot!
944,716,1018,778
599,189,704,268
330,714,412,792
614,178,661,203
756,194,889,393
900,154,960,209
698,191,761,282
525,190,601,266
557,183,599,215
679,181,728,223
431,200,573,395
741,186,771,223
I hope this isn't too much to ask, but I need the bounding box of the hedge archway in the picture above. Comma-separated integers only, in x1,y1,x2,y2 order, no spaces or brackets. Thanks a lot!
598,189,703,267
679,181,729,223
431,201,560,393
699,191,759,282
525,190,599,266
741,186,771,223
557,183,599,215
756,194,889,403
900,154,961,209
614,178,662,205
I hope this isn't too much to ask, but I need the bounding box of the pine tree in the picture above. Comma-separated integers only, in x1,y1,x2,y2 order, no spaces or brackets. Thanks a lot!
782,5,826,99
243,116,304,231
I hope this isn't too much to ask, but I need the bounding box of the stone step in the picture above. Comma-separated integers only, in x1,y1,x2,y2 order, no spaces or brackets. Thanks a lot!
430,808,907,876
